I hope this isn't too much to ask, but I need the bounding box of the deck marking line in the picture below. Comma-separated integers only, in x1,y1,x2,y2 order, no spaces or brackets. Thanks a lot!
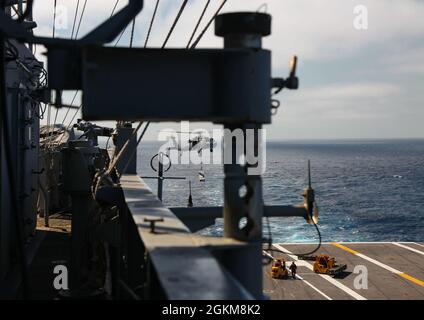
263,250,332,300
332,242,424,288
273,244,367,300
332,242,359,255
399,273,424,287
275,242,416,245
392,242,424,256
413,242,424,248
300,279,332,300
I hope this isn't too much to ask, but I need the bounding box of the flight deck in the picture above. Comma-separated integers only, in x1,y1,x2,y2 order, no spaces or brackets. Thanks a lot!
263,242,424,300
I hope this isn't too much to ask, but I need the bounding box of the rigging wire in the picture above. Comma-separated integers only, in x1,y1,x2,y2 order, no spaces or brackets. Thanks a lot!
144,0,160,48
263,162,322,258
58,0,88,128
111,0,120,17
60,0,116,139
265,220,322,258
116,0,192,173
75,0,88,40
186,0,210,48
70,0,81,39
47,1,59,147
118,0,228,174
190,0,228,49
16,0,33,23
129,18,136,48
52,0,57,38
60,91,78,126
114,27,127,46
162,0,189,48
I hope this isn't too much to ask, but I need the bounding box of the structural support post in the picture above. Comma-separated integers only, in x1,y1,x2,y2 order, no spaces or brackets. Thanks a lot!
116,123,137,175
61,140,100,294
216,12,271,299
157,152,164,201
222,124,264,299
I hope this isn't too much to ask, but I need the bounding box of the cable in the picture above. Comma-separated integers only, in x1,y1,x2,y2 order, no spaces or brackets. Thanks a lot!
110,0,120,17
70,0,81,39
190,0,228,49
52,0,57,38
187,0,210,48
129,18,136,48
75,0,88,40
60,0,87,126
16,0,34,23
105,135,111,150
61,0,116,130
138,0,223,152
114,27,127,46
144,0,160,48
264,218,322,257
110,0,164,172
263,162,322,257
47,1,59,148
162,0,189,49
60,91,78,126
256,3,268,13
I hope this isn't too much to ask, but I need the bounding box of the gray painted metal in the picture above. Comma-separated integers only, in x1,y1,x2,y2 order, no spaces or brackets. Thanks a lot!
171,205,310,232
0,4,292,301
115,125,137,175
120,174,253,299
1,37,41,283
81,47,271,124
61,140,100,291
217,15,272,299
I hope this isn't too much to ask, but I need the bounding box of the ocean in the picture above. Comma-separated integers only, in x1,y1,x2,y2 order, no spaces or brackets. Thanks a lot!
136,139,424,243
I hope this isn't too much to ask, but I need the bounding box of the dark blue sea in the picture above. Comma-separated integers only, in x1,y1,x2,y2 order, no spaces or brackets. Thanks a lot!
136,139,424,243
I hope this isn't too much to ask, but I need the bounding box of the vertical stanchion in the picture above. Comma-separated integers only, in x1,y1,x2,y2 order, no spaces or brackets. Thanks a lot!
215,12,271,299
157,152,163,201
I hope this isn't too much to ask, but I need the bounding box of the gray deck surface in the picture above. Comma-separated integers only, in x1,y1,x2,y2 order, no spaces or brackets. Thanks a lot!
263,242,424,300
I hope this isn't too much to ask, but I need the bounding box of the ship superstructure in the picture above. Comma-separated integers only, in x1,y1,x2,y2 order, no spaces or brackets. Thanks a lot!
1,1,422,301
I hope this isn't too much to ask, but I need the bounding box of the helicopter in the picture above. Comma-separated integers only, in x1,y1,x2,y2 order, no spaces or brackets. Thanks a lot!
160,130,217,154
156,130,218,181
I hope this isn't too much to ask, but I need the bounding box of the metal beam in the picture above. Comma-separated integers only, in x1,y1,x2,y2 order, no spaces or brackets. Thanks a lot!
80,47,271,124
171,205,308,232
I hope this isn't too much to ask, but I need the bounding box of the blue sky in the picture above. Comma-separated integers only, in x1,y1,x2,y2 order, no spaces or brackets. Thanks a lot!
33,0,424,140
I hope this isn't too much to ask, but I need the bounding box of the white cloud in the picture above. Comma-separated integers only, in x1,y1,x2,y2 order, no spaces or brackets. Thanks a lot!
33,1,424,59
274,81,404,121
381,46,424,75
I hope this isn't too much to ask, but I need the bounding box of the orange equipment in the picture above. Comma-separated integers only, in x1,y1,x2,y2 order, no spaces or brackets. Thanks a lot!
312,254,347,276
271,259,289,279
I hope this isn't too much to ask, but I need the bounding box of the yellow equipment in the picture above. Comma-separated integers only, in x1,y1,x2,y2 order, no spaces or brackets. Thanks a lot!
312,254,347,276
271,259,289,279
